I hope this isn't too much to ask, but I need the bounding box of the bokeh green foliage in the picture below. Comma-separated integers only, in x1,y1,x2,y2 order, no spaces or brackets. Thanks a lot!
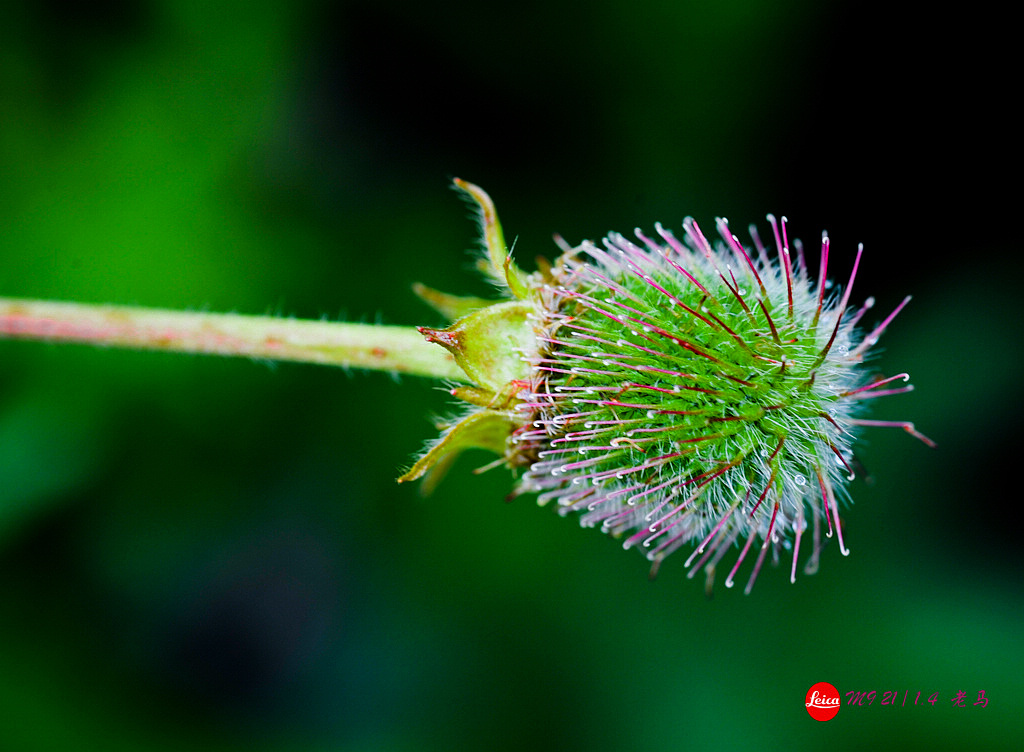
0,1,1019,750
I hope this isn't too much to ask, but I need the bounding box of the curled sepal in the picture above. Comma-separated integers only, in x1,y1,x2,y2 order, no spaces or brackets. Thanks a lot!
398,409,520,484
453,178,530,299
418,301,534,394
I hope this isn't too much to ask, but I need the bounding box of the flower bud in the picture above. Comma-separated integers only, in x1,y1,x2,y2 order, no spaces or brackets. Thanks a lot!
403,180,932,592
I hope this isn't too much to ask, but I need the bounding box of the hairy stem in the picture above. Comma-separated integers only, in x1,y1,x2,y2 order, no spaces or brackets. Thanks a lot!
0,298,466,381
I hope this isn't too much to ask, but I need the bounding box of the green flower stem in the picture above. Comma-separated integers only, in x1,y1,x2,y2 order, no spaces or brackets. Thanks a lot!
0,297,466,381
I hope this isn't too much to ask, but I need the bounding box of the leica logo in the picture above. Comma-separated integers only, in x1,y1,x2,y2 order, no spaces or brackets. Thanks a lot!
806,691,841,708
805,682,841,721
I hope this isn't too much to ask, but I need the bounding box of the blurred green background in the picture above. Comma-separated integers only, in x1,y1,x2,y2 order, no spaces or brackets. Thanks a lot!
0,1,1019,750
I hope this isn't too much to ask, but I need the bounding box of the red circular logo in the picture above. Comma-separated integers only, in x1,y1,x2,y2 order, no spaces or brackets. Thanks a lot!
805,682,841,721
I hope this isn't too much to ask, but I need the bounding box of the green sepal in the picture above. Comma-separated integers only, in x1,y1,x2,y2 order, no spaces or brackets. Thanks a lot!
418,300,534,394
397,409,520,484
449,385,498,407
453,178,530,300
411,282,494,322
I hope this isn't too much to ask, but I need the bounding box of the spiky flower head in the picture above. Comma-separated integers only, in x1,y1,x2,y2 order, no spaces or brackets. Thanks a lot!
404,180,932,593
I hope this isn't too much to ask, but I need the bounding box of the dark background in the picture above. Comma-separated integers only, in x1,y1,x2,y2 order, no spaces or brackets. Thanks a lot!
0,1,1018,750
